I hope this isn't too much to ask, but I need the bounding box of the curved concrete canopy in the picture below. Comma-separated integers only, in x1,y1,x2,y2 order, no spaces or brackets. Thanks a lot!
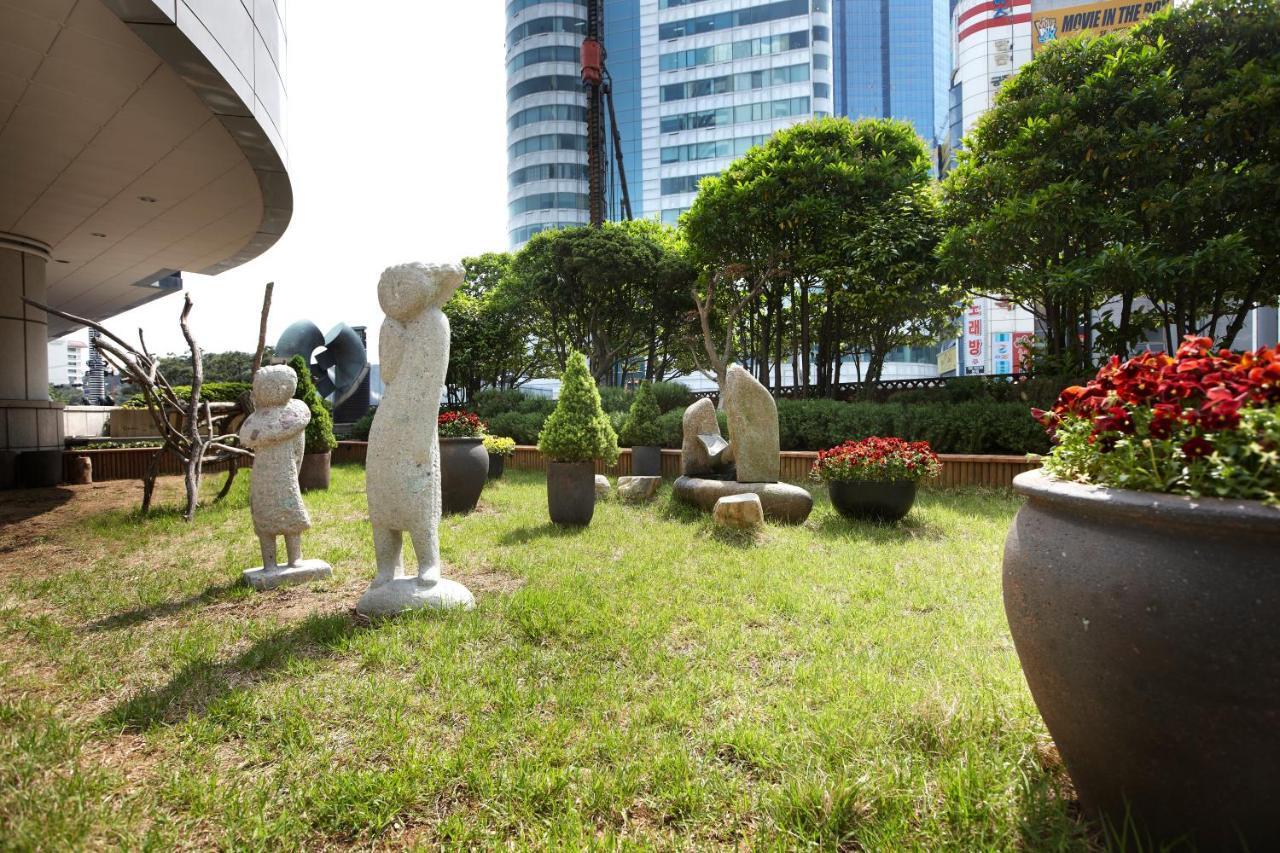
0,0,292,336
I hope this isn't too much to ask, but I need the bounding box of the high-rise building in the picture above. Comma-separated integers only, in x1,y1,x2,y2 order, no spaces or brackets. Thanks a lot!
506,0,953,247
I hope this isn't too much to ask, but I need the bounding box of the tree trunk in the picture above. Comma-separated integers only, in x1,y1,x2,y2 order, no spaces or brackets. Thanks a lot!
799,280,811,397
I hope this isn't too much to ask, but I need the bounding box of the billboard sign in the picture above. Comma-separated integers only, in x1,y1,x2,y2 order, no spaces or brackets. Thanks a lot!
1032,0,1169,53
937,345,959,376
964,301,987,375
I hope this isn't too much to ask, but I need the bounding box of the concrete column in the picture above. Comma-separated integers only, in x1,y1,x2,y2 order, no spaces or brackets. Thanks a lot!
0,233,63,488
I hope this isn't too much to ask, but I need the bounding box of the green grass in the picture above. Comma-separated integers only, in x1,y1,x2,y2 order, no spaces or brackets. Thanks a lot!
0,466,1090,850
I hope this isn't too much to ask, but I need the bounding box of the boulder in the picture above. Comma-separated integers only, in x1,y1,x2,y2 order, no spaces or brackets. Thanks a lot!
594,474,612,499
722,364,779,483
617,475,661,503
714,493,764,529
681,397,721,476
673,475,813,524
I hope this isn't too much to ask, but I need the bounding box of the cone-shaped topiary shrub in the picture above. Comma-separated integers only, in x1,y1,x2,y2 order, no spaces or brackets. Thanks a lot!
287,355,337,453
537,351,619,464
619,382,664,447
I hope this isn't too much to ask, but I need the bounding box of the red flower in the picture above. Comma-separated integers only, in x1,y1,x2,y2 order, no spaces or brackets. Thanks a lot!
1180,435,1214,460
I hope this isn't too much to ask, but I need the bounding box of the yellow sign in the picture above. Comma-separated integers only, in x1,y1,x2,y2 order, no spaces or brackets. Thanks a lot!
937,346,958,376
1032,0,1169,52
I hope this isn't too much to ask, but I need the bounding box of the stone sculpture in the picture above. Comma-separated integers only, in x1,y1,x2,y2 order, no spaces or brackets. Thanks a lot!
673,364,813,523
356,263,474,616
617,475,661,503
241,365,333,590
722,365,780,483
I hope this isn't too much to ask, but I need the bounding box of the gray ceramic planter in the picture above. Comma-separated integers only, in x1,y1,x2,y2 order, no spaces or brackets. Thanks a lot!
547,460,595,526
1003,469,1280,849
298,450,330,492
630,445,662,476
440,437,488,514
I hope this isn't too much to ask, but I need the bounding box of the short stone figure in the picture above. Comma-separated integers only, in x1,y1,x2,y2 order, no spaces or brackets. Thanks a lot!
356,262,475,616
241,365,332,590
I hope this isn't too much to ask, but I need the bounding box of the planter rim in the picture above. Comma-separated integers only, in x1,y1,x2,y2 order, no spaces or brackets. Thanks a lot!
439,436,484,443
1013,468,1280,532
825,477,925,485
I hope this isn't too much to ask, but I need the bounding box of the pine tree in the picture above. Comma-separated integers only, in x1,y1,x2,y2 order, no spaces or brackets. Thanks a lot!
537,351,619,463
619,382,663,447
288,355,337,453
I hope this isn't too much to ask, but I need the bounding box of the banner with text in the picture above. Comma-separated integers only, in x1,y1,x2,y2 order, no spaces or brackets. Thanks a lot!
1031,0,1169,52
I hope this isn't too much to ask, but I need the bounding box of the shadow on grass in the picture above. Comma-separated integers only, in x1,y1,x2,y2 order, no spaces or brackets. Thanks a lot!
100,611,363,732
83,580,245,633
497,522,590,546
811,511,946,543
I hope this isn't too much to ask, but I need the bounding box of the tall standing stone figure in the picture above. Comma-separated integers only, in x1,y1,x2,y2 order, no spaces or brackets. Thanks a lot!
241,365,333,590
356,262,475,616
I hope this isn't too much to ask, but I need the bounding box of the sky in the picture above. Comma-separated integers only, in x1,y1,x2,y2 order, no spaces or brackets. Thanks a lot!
65,2,510,362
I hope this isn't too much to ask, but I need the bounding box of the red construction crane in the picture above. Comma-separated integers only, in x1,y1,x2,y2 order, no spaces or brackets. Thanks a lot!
582,0,632,226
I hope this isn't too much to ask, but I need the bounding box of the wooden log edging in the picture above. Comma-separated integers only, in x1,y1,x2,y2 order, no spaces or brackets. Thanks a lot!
68,442,1041,489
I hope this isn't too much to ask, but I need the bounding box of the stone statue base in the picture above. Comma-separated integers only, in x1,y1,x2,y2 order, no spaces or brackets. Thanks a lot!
242,559,333,591
355,575,475,617
673,476,813,524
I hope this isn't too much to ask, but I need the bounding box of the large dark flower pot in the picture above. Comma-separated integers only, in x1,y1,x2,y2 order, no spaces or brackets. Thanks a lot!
487,453,506,480
828,479,917,522
440,437,489,514
630,445,662,477
298,451,331,492
547,460,595,526
1003,469,1280,849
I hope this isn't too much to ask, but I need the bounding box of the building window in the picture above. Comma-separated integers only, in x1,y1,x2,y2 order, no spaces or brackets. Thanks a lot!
661,134,770,164
510,162,590,189
658,0,808,40
661,207,689,225
506,45,580,74
812,24,829,41
813,82,830,99
660,96,811,133
660,173,718,195
659,30,808,71
813,52,830,70
659,63,809,103
508,133,589,158
509,192,591,216
507,16,586,48
507,74,582,105
508,103,587,131
507,0,583,14
510,221,586,245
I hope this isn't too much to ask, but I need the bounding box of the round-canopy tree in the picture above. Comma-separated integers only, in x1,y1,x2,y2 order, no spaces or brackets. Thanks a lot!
940,0,1280,370
683,116,951,395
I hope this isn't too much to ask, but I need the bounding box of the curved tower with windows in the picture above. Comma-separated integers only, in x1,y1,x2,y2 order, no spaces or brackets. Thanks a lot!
506,1,591,248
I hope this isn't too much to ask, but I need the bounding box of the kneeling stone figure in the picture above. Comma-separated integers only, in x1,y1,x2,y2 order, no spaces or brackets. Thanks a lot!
356,262,475,616
241,365,333,590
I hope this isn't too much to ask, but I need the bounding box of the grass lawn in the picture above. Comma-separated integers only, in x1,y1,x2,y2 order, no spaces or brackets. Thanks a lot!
0,466,1090,849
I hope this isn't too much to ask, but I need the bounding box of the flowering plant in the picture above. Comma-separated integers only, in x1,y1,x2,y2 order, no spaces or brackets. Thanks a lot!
438,410,486,439
483,434,516,456
1034,337,1280,504
810,437,942,483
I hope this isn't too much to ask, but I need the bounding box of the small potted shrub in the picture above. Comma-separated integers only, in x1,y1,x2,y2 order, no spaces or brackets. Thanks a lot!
287,356,337,491
483,434,516,480
438,410,489,514
537,351,618,525
1006,337,1280,848
619,382,664,476
810,436,941,521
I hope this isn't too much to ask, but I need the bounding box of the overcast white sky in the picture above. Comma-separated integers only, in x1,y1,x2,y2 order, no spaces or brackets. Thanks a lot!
71,2,509,359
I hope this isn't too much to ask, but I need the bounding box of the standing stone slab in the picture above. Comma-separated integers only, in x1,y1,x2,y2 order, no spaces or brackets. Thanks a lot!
714,493,764,529
722,364,779,483
357,263,474,617
241,365,332,590
617,475,661,503
595,474,612,499
681,397,720,476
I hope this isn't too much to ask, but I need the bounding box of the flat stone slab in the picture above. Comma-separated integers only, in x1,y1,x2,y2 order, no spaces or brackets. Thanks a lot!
673,476,813,524
714,493,764,529
617,475,661,503
594,474,611,499
242,559,333,591
355,575,475,617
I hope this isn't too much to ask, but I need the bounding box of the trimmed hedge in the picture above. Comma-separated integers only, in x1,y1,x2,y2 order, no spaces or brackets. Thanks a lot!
121,381,251,408
468,389,1048,455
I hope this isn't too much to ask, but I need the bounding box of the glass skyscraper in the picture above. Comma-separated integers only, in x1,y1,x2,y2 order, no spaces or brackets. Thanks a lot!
506,0,952,247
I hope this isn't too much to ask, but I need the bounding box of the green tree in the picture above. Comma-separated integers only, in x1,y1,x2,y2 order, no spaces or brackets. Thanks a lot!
618,382,663,447
941,0,1280,365
509,222,692,385
445,252,545,404
157,350,268,386
537,350,618,463
684,116,950,392
287,355,336,453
